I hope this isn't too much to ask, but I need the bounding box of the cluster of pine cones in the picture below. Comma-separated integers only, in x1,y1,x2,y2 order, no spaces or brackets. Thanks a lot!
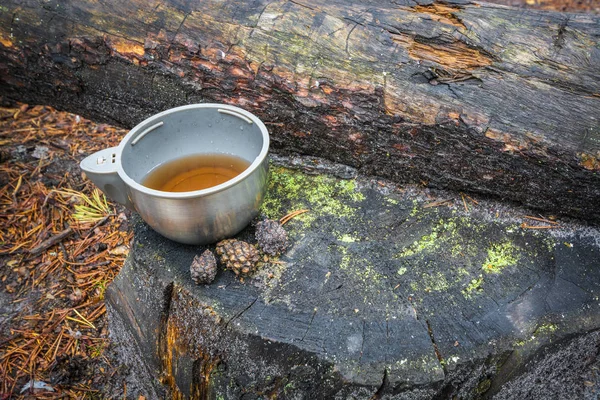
190,218,289,284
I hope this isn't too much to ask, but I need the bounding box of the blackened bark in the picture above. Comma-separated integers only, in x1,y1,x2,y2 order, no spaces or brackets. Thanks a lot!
0,0,599,221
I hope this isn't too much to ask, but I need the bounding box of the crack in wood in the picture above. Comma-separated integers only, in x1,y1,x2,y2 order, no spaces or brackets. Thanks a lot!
369,368,388,400
288,0,316,11
252,0,277,31
344,22,359,57
42,10,146,45
165,12,190,55
157,282,176,391
426,319,447,376
225,297,258,329
358,319,366,363
300,308,318,341
557,275,595,296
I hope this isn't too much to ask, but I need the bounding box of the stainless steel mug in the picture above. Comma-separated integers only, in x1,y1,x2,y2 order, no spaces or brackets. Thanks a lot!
80,104,270,245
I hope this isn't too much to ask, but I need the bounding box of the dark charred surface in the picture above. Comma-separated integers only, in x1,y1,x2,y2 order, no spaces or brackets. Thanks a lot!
106,157,600,399
0,0,599,222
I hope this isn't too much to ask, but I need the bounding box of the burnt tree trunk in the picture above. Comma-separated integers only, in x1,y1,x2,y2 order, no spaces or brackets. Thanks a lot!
0,0,599,221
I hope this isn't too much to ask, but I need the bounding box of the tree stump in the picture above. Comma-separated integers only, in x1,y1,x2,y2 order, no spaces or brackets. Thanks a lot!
1,0,599,221
106,159,600,399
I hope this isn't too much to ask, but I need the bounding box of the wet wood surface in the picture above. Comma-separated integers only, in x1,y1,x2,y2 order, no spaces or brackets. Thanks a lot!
106,161,600,398
0,0,599,221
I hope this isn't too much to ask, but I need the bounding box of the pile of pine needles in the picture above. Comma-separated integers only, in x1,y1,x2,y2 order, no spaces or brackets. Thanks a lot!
0,104,132,398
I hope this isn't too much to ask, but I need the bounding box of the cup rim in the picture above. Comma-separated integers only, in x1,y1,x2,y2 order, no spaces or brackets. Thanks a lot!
117,103,270,199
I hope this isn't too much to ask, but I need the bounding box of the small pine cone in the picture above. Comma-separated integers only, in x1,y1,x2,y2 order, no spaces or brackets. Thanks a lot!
255,219,289,256
190,249,217,284
215,239,259,276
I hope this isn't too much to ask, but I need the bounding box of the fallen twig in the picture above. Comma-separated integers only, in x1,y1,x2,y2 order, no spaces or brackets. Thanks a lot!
523,215,558,225
0,333,22,348
423,199,452,208
0,103,132,397
465,195,479,205
461,193,469,212
28,227,73,255
81,215,111,239
520,223,560,230
280,209,309,225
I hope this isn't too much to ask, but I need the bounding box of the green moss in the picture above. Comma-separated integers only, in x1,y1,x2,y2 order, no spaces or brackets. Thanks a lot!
261,167,364,223
482,242,519,273
397,267,407,275
93,279,109,300
462,275,484,298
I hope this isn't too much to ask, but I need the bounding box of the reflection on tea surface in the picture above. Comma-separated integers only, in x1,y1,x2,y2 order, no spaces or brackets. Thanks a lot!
142,153,250,192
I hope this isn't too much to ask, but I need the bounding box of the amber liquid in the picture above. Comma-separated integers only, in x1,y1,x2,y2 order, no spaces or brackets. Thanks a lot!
142,153,251,192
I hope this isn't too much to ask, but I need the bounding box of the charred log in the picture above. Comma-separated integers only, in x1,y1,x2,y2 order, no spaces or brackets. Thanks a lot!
0,0,599,221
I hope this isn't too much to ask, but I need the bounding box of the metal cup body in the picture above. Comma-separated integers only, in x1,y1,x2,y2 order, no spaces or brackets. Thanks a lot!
80,104,270,245
128,158,268,244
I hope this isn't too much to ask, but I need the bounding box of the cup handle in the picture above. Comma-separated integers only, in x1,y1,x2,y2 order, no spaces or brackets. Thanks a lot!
80,147,135,210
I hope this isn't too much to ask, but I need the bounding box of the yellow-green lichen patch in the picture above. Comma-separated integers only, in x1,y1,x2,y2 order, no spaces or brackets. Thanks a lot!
421,271,451,292
398,230,439,258
260,167,364,224
339,234,359,243
534,323,558,335
336,246,383,284
395,217,491,295
514,322,559,348
410,199,419,217
395,218,479,260
482,242,520,273
330,243,390,305
410,282,419,292
462,275,484,298
337,245,351,270
461,241,521,297
406,268,453,293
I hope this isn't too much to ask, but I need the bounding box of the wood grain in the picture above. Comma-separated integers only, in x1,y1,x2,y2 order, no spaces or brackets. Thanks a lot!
0,0,599,220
